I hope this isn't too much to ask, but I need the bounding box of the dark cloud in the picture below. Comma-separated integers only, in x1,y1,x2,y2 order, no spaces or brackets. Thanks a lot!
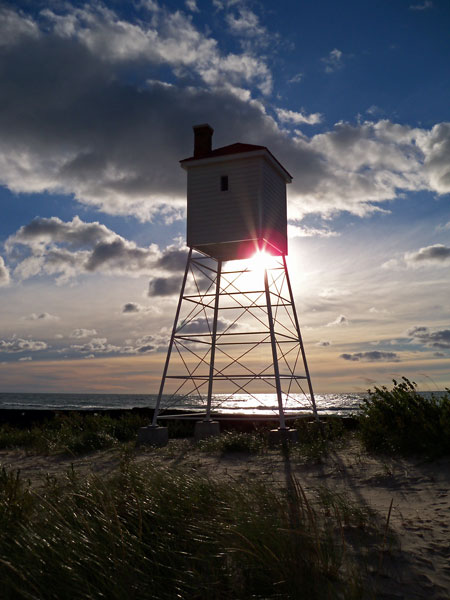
406,244,450,263
7,216,113,249
122,303,142,313
316,340,331,347
85,238,157,272
340,351,400,362
148,275,181,296
407,325,450,349
155,248,189,272
137,344,155,353
178,317,231,334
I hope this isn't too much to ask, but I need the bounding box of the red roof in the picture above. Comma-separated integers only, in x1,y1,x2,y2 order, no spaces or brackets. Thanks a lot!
180,142,292,179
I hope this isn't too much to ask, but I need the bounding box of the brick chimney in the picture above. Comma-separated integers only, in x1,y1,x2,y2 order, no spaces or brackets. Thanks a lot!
193,123,214,158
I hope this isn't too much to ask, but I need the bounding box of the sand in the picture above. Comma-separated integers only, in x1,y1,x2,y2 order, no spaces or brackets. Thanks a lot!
1,438,449,599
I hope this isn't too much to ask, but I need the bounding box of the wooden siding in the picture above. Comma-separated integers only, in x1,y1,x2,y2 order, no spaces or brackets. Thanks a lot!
187,157,262,247
261,160,287,254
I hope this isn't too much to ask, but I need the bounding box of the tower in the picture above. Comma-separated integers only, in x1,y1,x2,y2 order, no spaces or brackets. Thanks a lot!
138,125,318,445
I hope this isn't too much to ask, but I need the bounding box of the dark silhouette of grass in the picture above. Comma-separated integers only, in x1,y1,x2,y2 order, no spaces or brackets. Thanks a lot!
358,377,450,457
0,457,384,599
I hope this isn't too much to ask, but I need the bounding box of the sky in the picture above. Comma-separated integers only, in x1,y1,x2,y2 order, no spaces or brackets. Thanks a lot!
0,0,449,394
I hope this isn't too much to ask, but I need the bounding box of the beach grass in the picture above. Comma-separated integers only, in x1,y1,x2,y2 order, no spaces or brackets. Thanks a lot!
0,455,385,599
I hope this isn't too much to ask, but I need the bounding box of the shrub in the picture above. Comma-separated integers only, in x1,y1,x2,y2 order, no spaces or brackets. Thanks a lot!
358,377,450,456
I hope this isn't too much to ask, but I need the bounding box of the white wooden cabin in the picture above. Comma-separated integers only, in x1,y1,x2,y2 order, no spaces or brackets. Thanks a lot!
180,124,292,261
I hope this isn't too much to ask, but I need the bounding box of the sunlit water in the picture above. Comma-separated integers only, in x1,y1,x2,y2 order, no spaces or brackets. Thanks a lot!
0,392,364,416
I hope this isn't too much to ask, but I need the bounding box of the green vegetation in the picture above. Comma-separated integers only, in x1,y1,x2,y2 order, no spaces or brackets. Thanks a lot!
196,429,266,454
0,459,383,599
291,417,349,462
359,377,450,457
0,412,148,454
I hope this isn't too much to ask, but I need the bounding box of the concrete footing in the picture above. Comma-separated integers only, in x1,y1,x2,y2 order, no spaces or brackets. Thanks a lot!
194,420,220,441
137,425,169,447
268,427,299,446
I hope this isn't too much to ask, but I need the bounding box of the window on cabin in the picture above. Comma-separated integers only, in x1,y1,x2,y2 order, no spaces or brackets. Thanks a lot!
220,175,229,191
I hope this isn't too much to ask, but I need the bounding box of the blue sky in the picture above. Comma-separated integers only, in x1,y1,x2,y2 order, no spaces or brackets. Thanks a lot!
0,0,449,393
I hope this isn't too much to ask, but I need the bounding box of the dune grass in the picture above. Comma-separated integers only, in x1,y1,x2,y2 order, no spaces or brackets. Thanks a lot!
0,455,385,600
0,412,149,454
358,377,450,457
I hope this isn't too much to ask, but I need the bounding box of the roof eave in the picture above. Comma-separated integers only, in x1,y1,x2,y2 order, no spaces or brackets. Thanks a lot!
180,148,292,183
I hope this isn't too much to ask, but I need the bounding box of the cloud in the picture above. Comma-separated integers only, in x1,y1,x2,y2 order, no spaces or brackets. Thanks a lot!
155,247,189,272
0,6,39,47
185,0,199,12
316,340,331,347
71,337,121,354
0,337,48,353
177,317,232,334
122,302,144,313
24,312,59,321
226,8,268,41
0,5,448,225
148,275,181,296
288,224,339,238
405,244,450,264
7,216,161,282
288,73,302,84
326,315,349,327
18,356,32,361
70,328,98,339
409,1,433,10
275,108,322,126
0,257,10,286
407,325,450,349
340,351,400,362
322,48,344,73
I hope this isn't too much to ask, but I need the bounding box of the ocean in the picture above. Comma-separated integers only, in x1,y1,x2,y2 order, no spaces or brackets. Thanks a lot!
0,392,364,417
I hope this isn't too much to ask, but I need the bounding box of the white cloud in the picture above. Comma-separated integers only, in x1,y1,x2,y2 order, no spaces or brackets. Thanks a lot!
288,224,339,238
71,337,121,354
24,312,60,321
409,1,433,10
7,216,161,282
0,6,39,47
288,73,303,84
276,108,322,126
0,337,48,353
322,48,343,73
326,315,349,327
0,257,10,286
70,328,98,339
185,0,199,12
226,8,267,40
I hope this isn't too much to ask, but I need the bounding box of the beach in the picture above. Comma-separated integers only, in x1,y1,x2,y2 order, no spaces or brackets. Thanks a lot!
1,435,449,599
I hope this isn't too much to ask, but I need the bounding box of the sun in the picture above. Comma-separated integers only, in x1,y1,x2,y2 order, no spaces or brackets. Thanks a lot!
249,249,274,273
